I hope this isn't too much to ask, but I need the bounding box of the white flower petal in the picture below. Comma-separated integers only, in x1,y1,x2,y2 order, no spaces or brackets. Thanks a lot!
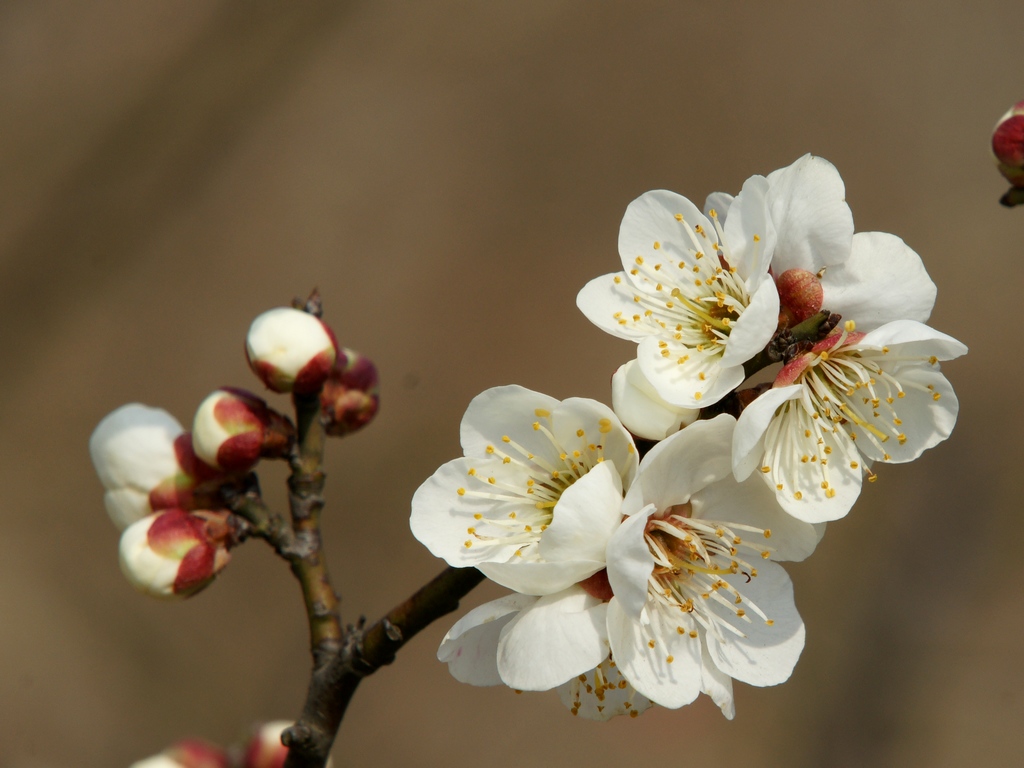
704,561,805,688
819,232,937,329
497,587,609,690
699,635,736,719
409,457,526,566
618,190,713,273
459,385,560,460
611,360,698,441
691,475,825,562
633,415,736,512
438,594,538,686
732,386,802,481
539,460,623,565
719,275,780,367
704,191,735,224
857,320,968,361
723,174,776,283
637,335,745,410
854,368,959,464
766,154,854,272
605,504,657,618
479,559,605,597
576,272,656,341
607,597,703,709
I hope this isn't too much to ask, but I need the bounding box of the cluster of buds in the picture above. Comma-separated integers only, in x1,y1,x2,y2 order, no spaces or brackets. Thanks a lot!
91,298,380,604
993,99,1024,207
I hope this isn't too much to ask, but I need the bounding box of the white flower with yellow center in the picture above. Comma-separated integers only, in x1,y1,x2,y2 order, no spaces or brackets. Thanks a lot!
410,385,638,596
733,320,967,523
577,180,781,409
604,415,823,715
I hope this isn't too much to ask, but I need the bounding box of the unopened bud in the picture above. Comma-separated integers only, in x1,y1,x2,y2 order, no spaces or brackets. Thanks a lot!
993,100,1024,188
130,740,229,768
246,308,338,394
611,360,698,440
243,721,333,768
320,348,380,437
775,268,824,327
192,388,295,472
119,509,234,599
90,405,224,530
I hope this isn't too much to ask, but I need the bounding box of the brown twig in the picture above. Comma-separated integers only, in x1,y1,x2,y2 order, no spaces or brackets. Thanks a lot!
281,566,485,768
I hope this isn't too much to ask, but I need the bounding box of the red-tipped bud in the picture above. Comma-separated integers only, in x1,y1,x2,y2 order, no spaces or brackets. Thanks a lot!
246,308,338,394
192,387,295,472
320,348,380,437
91,405,225,530
119,509,234,599
242,721,333,768
130,740,229,768
775,268,824,327
993,100,1024,188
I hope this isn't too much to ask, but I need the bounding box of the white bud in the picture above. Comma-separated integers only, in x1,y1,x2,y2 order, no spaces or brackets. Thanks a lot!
611,360,699,440
246,308,337,394
90,404,183,530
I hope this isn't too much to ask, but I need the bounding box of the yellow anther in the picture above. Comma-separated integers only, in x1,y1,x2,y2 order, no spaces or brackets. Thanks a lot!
535,408,550,417
457,488,466,496
502,435,511,443
653,242,661,250
694,392,702,400
613,275,621,284
844,320,856,332
473,513,482,520
794,491,803,500
635,256,644,265
467,468,477,476
763,529,772,539
760,466,771,474
464,540,472,548
598,418,613,434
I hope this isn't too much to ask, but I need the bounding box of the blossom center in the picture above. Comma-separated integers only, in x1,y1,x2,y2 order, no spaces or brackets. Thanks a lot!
612,212,753,367
643,508,775,644
765,325,944,500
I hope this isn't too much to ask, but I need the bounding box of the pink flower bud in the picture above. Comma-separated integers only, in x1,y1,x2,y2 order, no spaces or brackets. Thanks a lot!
243,721,334,768
192,388,295,472
119,509,234,599
320,348,380,437
775,268,824,327
993,100,1024,188
246,308,338,395
91,405,224,530
130,740,229,768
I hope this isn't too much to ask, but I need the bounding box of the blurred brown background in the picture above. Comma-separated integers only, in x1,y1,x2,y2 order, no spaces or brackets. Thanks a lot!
0,1,1018,766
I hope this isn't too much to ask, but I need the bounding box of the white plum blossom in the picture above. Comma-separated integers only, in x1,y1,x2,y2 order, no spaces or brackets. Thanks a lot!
734,320,967,522
604,415,823,717
410,385,638,597
577,182,781,409
611,359,698,441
